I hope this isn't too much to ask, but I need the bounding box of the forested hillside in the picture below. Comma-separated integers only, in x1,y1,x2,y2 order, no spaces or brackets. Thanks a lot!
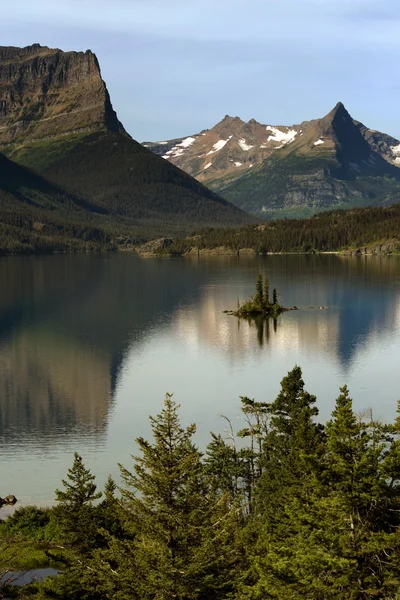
2,367,400,599
155,204,400,255
0,44,250,249
0,151,129,255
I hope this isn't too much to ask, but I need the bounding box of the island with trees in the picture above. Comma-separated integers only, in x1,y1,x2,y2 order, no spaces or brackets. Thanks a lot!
227,274,294,318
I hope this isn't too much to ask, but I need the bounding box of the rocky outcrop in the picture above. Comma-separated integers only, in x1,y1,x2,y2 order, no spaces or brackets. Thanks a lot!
136,238,174,257
342,243,400,256
0,494,17,506
0,44,125,148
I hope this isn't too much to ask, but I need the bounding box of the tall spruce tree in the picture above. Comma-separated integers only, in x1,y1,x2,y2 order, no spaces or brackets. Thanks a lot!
239,367,325,599
205,431,240,499
320,386,400,598
241,385,400,599
254,275,263,307
54,452,102,551
263,277,270,307
92,394,241,600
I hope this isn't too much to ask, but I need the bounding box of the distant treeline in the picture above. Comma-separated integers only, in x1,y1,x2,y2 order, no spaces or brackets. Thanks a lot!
0,205,131,255
156,204,400,255
2,366,400,599
2,199,400,256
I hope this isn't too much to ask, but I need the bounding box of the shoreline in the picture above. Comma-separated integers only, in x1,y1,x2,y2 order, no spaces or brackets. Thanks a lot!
0,242,399,260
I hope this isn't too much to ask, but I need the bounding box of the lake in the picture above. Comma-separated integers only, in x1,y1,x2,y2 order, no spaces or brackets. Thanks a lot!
0,253,400,511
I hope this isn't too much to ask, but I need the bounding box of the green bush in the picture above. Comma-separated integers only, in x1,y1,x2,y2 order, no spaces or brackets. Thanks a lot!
1,506,61,541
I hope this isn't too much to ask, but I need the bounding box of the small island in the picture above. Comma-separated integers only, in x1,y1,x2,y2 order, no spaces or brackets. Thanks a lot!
226,275,294,318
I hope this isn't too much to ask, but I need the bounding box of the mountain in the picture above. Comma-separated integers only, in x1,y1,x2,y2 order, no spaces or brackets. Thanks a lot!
146,104,400,218
0,149,122,254
223,103,400,217
0,44,250,242
143,116,305,192
0,43,125,147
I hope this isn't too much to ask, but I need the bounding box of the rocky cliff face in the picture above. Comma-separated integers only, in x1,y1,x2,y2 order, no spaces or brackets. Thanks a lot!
0,43,125,148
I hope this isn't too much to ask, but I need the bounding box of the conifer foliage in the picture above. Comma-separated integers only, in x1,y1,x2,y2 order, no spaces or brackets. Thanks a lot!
54,451,102,551
32,370,400,600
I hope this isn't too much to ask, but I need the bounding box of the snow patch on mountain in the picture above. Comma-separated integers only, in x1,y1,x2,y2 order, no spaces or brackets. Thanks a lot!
391,144,400,156
266,126,297,145
238,138,254,151
204,162,212,170
234,162,242,167
207,138,231,155
314,139,324,146
162,136,197,159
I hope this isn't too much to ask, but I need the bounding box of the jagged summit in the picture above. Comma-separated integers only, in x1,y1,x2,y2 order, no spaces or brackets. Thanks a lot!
146,103,400,218
320,102,353,129
145,115,302,188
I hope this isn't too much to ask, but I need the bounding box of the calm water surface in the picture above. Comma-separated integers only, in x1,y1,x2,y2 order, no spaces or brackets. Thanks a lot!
0,253,400,510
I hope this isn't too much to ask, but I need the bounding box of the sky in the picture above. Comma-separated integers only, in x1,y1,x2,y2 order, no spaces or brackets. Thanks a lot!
2,0,400,141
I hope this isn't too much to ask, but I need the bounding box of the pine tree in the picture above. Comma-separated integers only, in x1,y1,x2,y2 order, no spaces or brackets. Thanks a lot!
272,288,278,305
239,367,325,599
320,387,400,597
268,366,322,464
254,275,263,307
205,431,240,499
242,386,400,599
54,452,102,551
263,277,270,307
97,475,124,539
104,394,240,600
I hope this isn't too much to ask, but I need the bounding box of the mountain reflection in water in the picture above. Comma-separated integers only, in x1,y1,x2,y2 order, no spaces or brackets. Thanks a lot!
0,253,399,505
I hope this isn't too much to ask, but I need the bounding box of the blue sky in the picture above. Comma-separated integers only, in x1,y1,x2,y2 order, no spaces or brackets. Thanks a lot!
3,0,400,141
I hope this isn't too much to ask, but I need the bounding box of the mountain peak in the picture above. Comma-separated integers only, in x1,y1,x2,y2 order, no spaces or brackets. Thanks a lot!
0,43,125,147
318,102,353,134
221,114,242,123
328,101,351,120
334,101,345,111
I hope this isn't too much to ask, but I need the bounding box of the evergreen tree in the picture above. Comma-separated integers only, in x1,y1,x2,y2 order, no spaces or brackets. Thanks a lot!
88,394,240,600
205,431,240,499
97,475,125,539
272,288,278,305
54,452,102,551
320,387,400,598
263,277,270,307
241,386,400,599
239,368,324,599
237,397,271,508
254,275,263,307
